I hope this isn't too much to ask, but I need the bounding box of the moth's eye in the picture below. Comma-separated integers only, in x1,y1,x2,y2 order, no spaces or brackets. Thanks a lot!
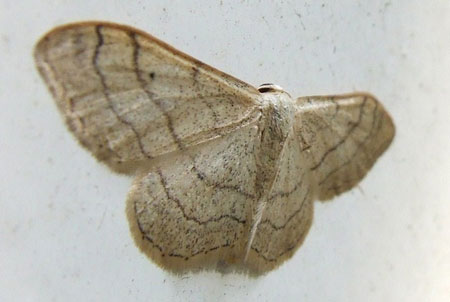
258,86,275,93
257,83,285,93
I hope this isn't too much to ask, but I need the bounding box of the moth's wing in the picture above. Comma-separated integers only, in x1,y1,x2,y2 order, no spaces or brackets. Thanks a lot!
126,120,261,274
34,22,261,174
247,130,314,272
295,93,395,200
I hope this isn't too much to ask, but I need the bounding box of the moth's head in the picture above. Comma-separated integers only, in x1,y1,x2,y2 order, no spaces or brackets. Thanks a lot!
257,83,284,93
257,83,289,96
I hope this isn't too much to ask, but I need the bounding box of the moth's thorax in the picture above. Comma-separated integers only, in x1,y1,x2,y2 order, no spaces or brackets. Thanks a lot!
258,86,296,139
255,86,297,196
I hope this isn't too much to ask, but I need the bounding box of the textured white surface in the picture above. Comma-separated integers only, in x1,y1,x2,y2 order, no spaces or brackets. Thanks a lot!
1,1,449,301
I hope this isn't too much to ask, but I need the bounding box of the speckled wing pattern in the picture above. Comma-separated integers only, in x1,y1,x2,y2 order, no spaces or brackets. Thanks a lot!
127,121,261,273
295,94,395,200
34,22,260,174
246,130,315,271
35,22,395,275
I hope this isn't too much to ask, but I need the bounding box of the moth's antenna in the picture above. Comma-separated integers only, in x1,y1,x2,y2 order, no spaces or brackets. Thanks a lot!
244,199,266,262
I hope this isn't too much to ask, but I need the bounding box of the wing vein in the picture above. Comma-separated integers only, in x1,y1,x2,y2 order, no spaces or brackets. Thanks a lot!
310,96,368,171
93,25,153,159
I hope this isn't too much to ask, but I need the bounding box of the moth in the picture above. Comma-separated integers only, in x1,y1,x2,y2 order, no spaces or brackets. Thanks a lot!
34,22,395,275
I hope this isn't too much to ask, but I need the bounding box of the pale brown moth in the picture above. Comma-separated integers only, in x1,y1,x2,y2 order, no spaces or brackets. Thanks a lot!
34,22,395,275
